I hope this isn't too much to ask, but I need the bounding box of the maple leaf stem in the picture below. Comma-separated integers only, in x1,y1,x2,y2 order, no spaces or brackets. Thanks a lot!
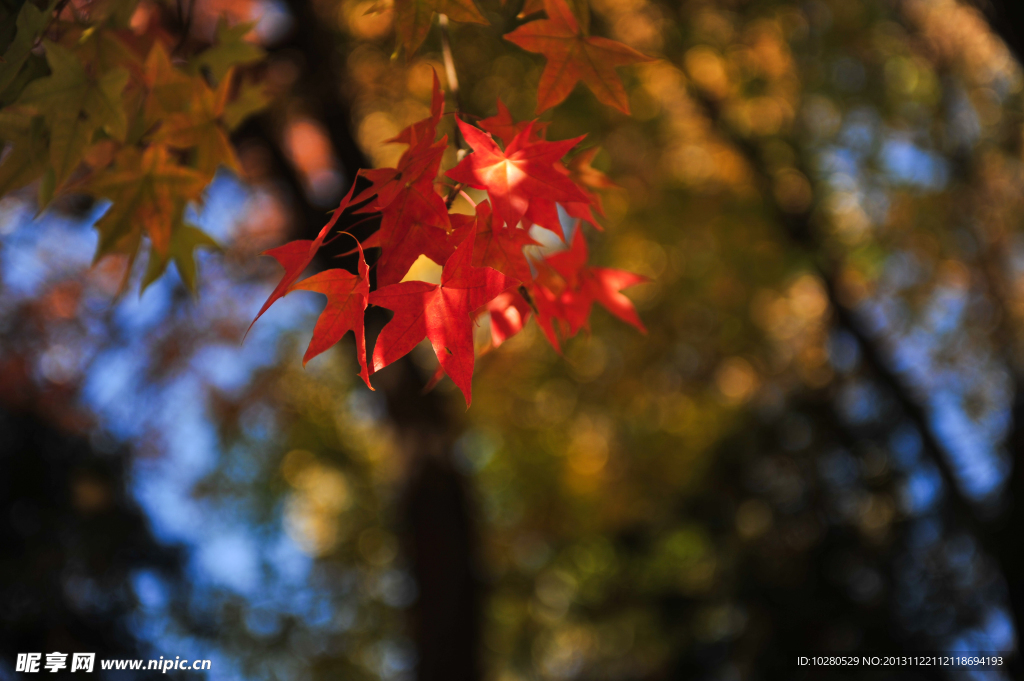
445,182,464,209
334,230,360,250
517,284,539,315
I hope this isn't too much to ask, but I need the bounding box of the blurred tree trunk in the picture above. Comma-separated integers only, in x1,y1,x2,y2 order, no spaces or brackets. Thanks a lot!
379,357,481,681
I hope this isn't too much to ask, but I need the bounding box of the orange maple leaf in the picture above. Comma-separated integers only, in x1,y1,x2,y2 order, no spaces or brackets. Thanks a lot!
504,0,653,114
394,0,488,56
86,146,206,259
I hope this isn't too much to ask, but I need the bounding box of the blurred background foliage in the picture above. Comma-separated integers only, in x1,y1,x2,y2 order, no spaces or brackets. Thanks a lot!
2,0,1024,679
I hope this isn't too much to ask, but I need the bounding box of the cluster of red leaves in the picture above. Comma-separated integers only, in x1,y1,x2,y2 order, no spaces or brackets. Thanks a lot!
249,69,646,406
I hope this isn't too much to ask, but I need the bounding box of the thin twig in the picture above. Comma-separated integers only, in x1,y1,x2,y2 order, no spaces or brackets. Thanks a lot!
439,13,470,210
438,14,460,106
438,14,466,158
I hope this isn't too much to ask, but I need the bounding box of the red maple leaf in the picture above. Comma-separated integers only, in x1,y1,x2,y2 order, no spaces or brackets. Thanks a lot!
473,103,611,238
522,195,566,241
355,130,445,214
561,146,616,227
527,272,568,352
356,136,452,286
478,98,548,147
348,70,454,285
487,290,533,347
504,0,653,115
447,200,537,283
446,117,590,230
247,182,358,336
420,287,531,395
290,242,372,388
475,103,569,239
544,227,648,334
520,147,615,238
369,229,516,406
472,204,538,283
388,69,445,148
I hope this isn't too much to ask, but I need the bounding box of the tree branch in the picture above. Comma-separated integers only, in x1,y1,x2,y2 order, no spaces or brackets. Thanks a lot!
690,89,998,554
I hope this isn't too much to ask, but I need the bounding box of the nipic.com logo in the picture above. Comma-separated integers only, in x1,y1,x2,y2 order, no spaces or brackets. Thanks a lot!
15,653,212,673
16,653,94,673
